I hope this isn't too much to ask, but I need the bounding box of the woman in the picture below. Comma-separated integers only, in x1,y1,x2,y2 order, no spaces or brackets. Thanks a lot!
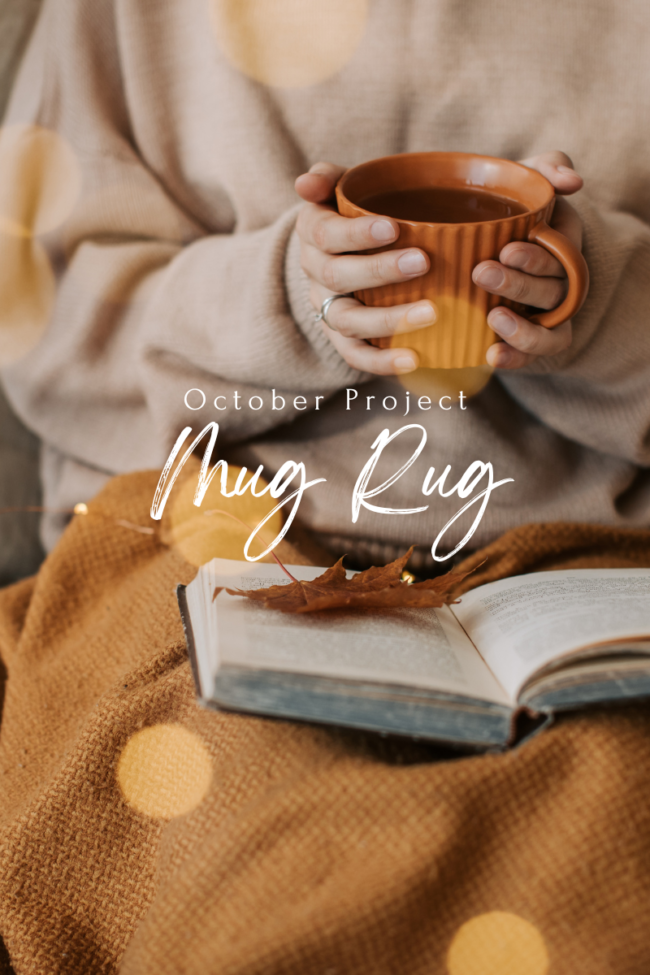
2,0,649,569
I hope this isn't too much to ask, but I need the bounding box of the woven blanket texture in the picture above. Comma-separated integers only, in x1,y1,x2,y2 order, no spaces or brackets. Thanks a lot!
1,469,650,975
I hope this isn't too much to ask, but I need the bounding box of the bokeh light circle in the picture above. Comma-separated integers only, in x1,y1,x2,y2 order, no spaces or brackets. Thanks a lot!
398,365,494,404
117,724,213,820
169,464,284,567
210,0,370,88
0,236,55,366
0,125,81,365
447,911,549,975
0,124,81,238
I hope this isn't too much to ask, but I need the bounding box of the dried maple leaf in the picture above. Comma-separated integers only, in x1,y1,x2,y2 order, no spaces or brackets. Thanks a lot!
224,546,477,614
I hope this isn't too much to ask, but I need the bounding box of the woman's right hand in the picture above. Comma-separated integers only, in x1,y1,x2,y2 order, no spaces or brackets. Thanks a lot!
295,162,435,375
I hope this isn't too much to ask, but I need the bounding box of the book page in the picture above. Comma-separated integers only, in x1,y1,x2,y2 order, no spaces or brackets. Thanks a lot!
451,569,650,700
194,558,509,706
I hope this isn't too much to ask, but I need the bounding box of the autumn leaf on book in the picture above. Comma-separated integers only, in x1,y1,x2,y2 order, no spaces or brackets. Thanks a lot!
222,547,476,614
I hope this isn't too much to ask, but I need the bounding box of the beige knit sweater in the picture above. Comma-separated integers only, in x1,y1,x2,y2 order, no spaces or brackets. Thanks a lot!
2,0,650,565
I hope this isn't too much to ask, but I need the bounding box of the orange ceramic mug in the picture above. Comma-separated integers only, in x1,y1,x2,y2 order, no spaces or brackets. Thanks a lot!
335,152,589,369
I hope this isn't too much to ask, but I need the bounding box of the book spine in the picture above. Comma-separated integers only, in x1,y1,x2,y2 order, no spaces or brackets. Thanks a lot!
508,706,555,748
175,584,204,700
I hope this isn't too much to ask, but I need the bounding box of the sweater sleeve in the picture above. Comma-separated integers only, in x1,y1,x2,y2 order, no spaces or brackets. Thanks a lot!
497,192,650,468
0,0,362,479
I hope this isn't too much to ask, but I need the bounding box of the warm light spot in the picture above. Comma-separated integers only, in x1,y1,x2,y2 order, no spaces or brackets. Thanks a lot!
117,725,212,819
384,294,495,371
73,503,89,515
398,365,494,403
0,125,80,365
0,125,81,238
210,0,369,88
447,912,549,975
0,236,55,366
169,464,284,566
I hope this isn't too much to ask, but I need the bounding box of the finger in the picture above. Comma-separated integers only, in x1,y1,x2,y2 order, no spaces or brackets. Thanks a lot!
324,325,420,375
519,151,583,196
297,203,399,254
486,341,535,370
473,260,567,310
311,288,437,340
498,199,583,278
498,241,565,278
302,242,429,293
295,162,348,204
487,307,572,360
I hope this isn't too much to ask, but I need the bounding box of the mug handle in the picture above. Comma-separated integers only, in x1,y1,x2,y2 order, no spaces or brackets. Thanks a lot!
526,221,590,328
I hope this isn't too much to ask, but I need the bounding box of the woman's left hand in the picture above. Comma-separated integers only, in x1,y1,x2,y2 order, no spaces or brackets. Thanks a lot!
472,150,584,369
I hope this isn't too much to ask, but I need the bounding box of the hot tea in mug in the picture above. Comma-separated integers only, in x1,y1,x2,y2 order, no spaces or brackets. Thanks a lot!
336,152,589,370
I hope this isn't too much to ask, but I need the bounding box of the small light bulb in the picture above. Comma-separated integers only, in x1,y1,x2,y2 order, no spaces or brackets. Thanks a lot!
73,502,88,515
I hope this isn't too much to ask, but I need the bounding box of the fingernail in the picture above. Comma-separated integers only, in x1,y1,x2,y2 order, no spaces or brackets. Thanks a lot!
489,309,517,337
398,251,427,275
406,302,437,326
476,266,505,289
395,355,418,373
503,250,528,270
557,165,578,176
370,219,397,242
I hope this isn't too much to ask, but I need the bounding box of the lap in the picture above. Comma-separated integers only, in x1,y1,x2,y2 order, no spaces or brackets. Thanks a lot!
1,469,649,974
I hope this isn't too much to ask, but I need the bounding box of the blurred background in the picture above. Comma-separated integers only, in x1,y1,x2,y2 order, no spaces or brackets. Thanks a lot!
0,0,46,585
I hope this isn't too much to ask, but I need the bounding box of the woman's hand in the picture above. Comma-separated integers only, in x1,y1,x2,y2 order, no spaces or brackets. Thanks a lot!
295,151,584,375
295,162,434,374
473,151,584,369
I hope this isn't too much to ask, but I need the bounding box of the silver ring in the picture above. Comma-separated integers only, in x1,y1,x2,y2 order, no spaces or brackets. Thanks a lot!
314,294,353,329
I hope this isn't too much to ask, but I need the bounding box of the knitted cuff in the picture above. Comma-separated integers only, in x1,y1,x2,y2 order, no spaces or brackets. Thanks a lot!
284,218,367,386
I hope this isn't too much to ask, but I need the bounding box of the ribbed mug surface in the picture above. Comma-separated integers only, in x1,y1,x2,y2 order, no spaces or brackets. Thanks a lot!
355,206,554,369
336,153,558,370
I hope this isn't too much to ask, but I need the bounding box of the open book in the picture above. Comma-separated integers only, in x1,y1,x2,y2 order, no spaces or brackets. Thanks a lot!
177,560,650,750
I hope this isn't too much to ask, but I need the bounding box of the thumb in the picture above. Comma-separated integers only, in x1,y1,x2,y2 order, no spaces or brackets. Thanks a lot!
519,151,584,196
295,162,348,204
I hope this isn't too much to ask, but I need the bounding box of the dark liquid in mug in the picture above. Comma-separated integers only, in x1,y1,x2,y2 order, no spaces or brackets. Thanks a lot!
359,186,527,223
